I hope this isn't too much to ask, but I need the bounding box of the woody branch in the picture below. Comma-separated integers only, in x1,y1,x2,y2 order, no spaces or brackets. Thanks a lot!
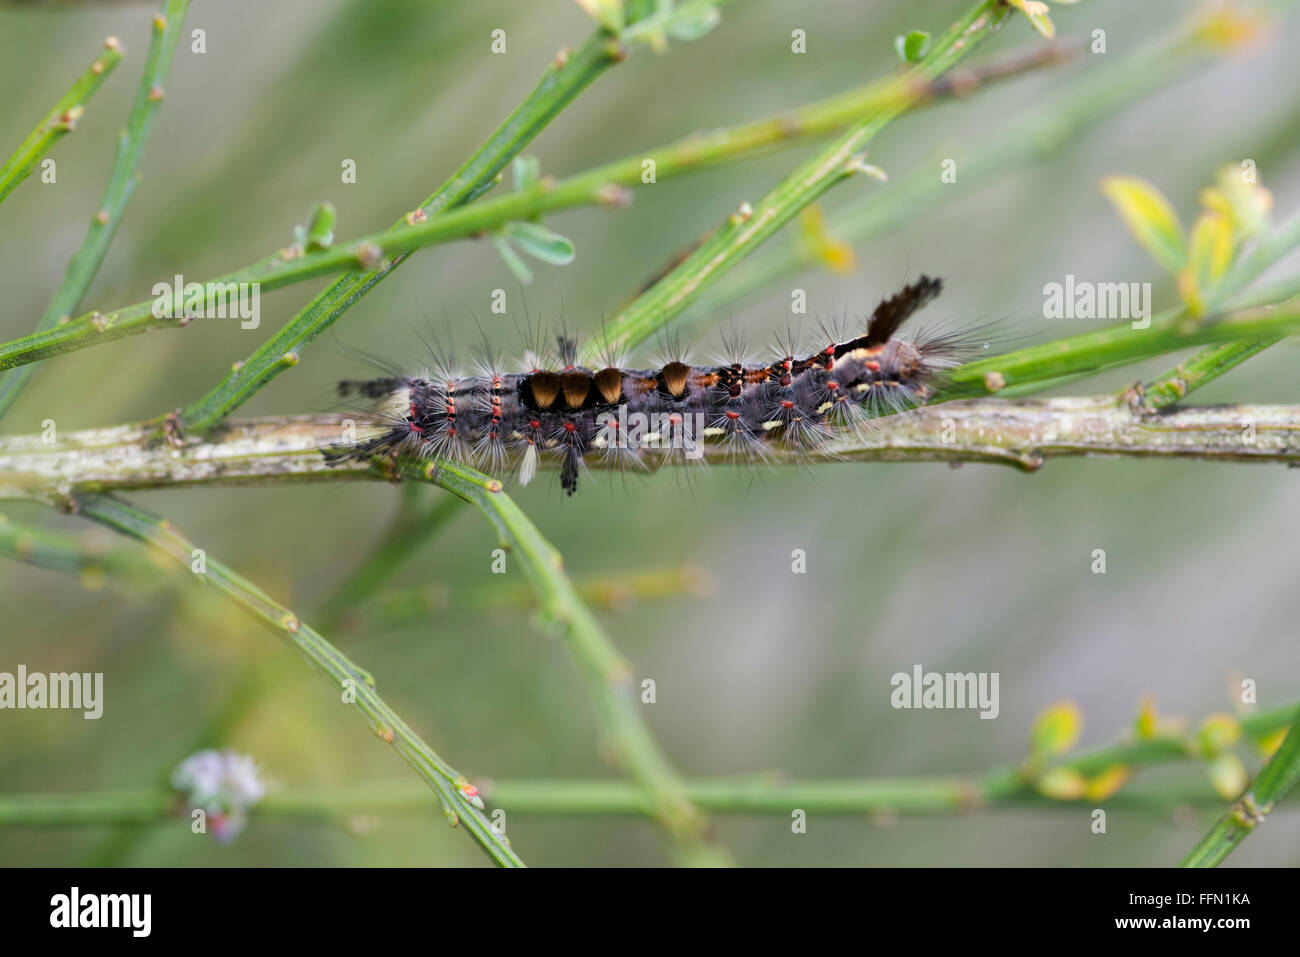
1,395,1296,502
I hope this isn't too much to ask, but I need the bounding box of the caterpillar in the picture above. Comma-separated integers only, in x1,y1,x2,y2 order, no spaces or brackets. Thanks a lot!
328,276,974,495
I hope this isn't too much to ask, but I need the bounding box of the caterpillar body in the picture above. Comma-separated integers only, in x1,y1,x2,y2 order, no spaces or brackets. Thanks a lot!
329,276,972,495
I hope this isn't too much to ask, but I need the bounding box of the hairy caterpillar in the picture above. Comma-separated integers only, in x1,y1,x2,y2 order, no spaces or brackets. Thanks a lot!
328,276,976,495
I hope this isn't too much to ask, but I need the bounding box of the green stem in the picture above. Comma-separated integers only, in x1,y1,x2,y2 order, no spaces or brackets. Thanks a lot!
0,36,124,205
1181,705,1300,867
1140,338,1281,410
70,492,525,867
0,782,1260,826
583,0,1011,362
0,0,189,422
2,700,1292,825
0,511,155,584
937,283,1300,403
174,30,625,435
414,457,732,866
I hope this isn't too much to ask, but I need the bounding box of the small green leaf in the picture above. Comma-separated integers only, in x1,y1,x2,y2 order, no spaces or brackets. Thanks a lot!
1206,752,1247,800
1101,175,1188,274
1189,213,1234,285
665,1,720,41
512,155,540,193
506,221,576,265
1180,212,1235,316
894,30,931,64
1031,700,1082,757
303,202,336,251
493,234,533,284
1134,696,1158,739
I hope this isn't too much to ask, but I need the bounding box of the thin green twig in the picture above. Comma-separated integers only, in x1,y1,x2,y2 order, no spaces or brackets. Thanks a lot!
0,0,190,422
2,699,1292,825
0,782,1265,826
1181,705,1300,867
936,274,1300,403
69,492,525,867
1140,338,1281,410
0,36,124,206
0,510,157,584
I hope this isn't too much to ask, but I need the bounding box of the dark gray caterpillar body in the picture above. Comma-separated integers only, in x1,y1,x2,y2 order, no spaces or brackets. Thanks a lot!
329,276,968,494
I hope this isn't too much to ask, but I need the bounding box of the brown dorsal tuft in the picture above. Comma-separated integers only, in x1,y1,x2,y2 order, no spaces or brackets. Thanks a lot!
593,367,623,405
659,361,691,399
527,370,561,410
561,370,593,409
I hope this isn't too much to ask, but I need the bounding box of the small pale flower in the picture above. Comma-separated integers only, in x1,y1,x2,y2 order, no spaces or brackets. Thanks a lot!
171,749,268,842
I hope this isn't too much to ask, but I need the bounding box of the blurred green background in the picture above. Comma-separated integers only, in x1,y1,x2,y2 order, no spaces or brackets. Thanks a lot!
2,0,1300,866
